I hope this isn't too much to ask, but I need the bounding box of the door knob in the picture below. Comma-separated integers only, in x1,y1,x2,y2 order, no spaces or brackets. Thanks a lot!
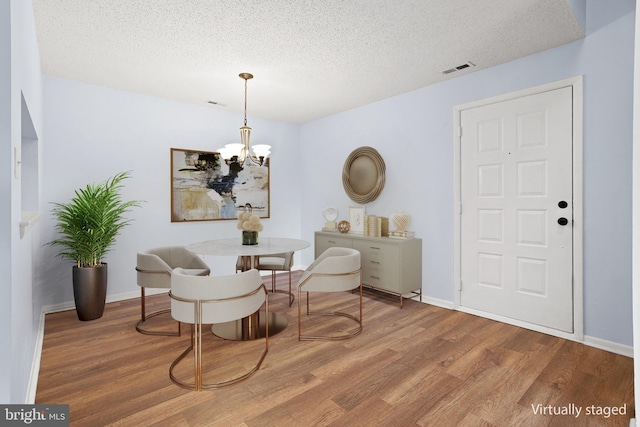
557,217,568,226
558,201,568,209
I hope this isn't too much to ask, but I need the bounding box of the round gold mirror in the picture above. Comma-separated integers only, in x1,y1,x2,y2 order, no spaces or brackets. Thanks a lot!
342,146,386,204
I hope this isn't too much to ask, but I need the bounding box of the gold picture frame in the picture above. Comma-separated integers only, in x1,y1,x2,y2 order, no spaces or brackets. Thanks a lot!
170,148,270,222
348,206,365,234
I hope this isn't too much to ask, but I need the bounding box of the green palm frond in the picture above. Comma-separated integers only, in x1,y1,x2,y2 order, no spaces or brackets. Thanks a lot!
47,171,142,268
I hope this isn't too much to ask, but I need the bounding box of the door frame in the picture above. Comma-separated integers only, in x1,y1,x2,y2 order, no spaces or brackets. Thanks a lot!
453,76,584,341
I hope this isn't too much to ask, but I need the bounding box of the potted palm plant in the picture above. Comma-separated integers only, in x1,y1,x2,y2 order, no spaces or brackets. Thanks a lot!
47,171,141,320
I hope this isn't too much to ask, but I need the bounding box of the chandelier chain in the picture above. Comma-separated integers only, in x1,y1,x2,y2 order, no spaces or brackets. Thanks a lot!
243,78,248,127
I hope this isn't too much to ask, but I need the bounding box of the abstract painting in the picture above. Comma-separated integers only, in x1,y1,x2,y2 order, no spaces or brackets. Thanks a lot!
170,148,270,222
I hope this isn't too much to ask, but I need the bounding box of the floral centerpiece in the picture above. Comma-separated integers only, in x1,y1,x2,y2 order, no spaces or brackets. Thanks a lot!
237,211,263,245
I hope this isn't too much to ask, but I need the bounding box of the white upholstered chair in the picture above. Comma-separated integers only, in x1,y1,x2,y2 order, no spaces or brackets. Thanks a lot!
236,252,295,306
297,247,362,341
136,246,210,336
169,268,268,391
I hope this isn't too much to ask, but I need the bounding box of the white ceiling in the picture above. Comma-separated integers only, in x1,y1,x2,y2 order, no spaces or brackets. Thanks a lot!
32,0,584,124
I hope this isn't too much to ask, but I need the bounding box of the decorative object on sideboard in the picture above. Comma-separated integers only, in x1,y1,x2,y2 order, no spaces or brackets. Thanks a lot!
342,146,386,204
363,215,389,237
379,217,389,236
171,147,270,221
217,73,271,167
390,211,410,231
322,206,339,232
389,211,414,239
238,206,263,245
337,220,350,233
348,206,365,234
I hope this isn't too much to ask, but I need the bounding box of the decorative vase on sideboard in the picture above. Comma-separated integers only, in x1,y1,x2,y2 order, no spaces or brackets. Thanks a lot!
390,211,410,232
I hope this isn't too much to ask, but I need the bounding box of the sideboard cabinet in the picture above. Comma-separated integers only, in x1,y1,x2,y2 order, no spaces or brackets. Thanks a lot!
314,231,422,307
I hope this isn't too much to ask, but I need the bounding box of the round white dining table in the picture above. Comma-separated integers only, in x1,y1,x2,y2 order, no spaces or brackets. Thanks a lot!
187,237,310,267
186,237,310,340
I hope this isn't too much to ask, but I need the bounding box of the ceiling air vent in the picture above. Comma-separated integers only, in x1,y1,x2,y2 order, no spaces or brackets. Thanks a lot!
442,62,475,75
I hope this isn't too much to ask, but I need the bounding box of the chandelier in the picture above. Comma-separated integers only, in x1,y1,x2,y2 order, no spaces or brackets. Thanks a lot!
218,73,271,166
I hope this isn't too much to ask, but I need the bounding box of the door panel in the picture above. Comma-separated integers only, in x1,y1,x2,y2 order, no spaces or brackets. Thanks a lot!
460,86,573,332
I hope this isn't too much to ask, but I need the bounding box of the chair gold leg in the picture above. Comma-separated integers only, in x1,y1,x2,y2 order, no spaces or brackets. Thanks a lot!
141,287,146,319
169,324,197,390
288,270,293,306
271,271,277,293
269,270,295,306
298,284,363,341
136,288,181,336
169,293,269,391
195,307,202,391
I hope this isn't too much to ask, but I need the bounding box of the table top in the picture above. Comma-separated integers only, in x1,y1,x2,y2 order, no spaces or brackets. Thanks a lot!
186,237,310,257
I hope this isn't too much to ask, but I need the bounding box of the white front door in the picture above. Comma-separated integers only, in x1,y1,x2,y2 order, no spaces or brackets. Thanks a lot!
459,86,574,332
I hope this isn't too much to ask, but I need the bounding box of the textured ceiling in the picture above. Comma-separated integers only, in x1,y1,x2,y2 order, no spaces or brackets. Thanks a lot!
32,0,584,124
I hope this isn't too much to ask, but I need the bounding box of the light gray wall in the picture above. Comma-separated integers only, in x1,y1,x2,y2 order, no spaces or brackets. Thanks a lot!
632,0,640,419
4,0,44,403
568,0,587,33
0,0,12,404
299,1,635,346
40,77,303,305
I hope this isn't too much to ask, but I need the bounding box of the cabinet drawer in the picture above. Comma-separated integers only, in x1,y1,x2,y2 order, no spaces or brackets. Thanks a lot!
315,234,353,257
362,269,402,292
353,241,401,292
353,241,399,264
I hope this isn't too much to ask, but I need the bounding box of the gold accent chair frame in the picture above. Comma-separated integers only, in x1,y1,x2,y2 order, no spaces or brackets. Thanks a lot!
169,271,269,391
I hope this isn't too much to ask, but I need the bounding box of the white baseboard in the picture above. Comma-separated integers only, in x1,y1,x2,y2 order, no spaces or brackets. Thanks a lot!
584,335,633,358
452,304,633,357
41,291,149,315
421,296,455,310
25,310,46,404
414,298,633,358
42,301,75,314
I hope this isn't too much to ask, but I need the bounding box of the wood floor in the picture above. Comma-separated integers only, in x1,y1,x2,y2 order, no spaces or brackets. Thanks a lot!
36,272,634,426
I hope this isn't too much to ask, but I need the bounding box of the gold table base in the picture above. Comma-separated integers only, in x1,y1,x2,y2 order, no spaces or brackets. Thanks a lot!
212,310,288,341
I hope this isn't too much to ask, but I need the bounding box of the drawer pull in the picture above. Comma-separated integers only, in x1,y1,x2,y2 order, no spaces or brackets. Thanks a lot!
328,240,336,244
369,246,381,250
369,261,380,265
370,275,381,280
